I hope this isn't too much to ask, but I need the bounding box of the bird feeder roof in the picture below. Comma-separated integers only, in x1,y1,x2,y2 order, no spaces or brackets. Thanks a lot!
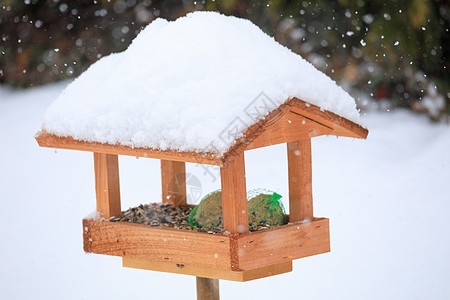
36,12,368,166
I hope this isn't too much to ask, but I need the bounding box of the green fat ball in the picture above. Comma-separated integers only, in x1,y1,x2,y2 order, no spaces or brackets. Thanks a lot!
189,190,286,229
188,190,223,229
247,192,286,226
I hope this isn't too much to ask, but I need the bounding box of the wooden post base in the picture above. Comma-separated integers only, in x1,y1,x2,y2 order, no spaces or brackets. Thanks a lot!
197,277,219,300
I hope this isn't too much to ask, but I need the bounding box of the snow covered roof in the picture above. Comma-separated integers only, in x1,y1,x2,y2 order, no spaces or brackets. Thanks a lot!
39,11,367,161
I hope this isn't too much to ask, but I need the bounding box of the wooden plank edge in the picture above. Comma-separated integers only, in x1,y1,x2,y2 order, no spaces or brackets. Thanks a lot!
82,218,233,269
242,261,293,281
82,216,306,238
83,217,229,236
221,104,290,163
233,217,328,239
221,97,367,164
82,218,231,249
122,257,292,282
288,98,369,139
83,217,329,242
35,131,223,166
234,218,331,270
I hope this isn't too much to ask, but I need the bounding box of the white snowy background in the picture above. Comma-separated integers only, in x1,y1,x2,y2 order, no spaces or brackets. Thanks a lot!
1,82,449,299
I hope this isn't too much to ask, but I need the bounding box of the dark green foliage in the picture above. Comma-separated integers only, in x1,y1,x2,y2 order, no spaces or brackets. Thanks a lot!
0,0,160,87
0,0,448,118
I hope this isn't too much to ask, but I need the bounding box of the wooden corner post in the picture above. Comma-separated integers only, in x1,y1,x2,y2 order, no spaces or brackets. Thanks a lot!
93,152,121,218
287,139,313,222
220,152,249,234
161,160,187,207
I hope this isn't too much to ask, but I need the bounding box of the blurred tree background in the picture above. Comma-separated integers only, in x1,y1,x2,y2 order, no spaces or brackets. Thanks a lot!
0,0,449,120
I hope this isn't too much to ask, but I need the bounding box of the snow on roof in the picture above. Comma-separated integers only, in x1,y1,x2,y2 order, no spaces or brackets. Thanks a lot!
43,11,363,155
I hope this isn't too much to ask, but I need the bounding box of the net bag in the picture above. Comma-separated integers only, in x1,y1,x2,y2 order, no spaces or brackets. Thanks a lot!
189,189,286,230
247,190,286,227
188,190,223,229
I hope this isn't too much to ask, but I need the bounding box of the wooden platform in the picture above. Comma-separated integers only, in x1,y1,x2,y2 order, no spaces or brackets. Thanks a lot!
123,258,293,282
83,217,330,281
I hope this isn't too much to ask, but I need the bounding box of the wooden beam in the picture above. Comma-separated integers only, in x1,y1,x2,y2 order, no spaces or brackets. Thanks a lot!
244,111,332,151
287,140,313,222
220,152,249,234
93,152,121,218
196,277,220,300
36,131,223,166
236,218,330,270
222,97,368,163
161,160,187,206
83,219,232,271
288,98,369,139
123,258,292,282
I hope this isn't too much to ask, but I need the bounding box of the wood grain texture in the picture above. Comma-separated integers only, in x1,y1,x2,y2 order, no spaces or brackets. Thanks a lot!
35,97,367,166
161,160,187,206
35,131,222,166
220,152,249,234
123,258,292,282
222,97,367,162
287,139,313,222
288,97,369,139
93,153,121,218
84,218,328,276
235,218,330,270
244,111,332,151
83,219,232,270
196,277,220,300
240,260,292,281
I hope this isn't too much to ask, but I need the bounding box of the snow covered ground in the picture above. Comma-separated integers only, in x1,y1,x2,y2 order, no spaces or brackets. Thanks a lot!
0,83,449,299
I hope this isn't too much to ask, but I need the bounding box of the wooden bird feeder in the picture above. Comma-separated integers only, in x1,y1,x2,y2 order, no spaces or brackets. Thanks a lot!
36,97,367,296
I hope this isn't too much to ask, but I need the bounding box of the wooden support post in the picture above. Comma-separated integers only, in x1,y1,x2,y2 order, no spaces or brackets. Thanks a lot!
93,152,121,218
161,160,187,207
220,152,249,234
196,277,219,300
287,139,313,222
